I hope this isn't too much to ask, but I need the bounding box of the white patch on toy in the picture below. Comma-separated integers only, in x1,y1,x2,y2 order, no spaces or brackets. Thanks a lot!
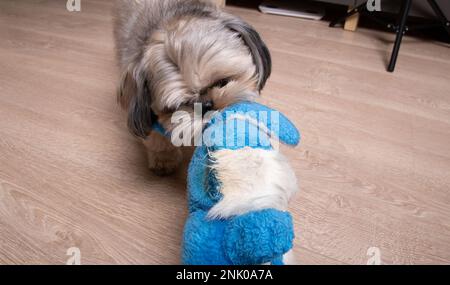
207,147,298,219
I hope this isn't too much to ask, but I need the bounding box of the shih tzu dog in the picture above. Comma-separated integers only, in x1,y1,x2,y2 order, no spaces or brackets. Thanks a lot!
113,1,299,264
113,0,271,175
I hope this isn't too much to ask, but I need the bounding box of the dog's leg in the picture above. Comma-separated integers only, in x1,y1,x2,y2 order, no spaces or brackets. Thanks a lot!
143,131,182,176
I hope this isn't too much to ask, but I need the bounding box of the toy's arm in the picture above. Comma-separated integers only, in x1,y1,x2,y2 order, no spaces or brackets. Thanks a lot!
223,209,294,265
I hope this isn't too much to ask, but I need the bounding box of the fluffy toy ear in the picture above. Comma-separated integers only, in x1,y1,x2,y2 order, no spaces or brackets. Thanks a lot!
209,102,300,147
223,209,294,265
253,103,300,147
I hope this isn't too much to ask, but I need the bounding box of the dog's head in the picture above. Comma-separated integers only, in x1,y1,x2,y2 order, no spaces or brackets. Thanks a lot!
118,13,271,139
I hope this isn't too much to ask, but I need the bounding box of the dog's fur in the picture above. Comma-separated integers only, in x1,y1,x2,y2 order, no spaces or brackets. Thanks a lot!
113,1,299,263
113,0,271,174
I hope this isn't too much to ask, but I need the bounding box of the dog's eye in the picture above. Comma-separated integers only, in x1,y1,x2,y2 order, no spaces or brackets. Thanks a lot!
213,78,230,88
199,78,231,96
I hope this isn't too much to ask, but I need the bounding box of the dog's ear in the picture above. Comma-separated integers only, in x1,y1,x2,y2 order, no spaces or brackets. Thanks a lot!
223,17,272,91
117,67,136,109
118,64,154,138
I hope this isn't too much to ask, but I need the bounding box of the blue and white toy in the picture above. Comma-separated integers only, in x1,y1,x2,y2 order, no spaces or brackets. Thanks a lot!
157,101,300,265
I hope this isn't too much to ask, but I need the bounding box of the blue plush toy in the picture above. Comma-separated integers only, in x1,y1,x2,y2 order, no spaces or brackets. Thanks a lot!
156,102,300,265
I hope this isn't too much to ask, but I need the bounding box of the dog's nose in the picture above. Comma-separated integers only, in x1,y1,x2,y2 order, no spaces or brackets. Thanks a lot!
201,100,214,115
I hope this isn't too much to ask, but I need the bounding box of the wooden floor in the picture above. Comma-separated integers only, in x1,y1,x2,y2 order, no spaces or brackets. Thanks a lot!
1,0,450,265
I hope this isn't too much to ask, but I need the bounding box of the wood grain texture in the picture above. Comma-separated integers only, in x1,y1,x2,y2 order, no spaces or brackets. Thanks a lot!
0,0,449,264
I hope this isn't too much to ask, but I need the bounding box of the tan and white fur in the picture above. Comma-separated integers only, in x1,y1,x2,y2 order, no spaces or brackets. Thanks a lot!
113,0,271,175
114,0,297,264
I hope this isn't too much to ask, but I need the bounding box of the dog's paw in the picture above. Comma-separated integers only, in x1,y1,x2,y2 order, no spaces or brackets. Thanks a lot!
147,149,182,176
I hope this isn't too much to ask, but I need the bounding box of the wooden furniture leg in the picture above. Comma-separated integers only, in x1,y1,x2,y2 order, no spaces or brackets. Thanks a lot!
213,0,226,8
329,1,367,30
344,5,360,31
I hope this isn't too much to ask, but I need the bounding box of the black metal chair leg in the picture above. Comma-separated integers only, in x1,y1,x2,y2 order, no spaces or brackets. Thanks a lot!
387,0,413,72
427,0,450,38
329,0,447,72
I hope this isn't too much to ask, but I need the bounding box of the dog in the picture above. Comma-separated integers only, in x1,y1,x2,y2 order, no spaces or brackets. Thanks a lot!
113,0,271,175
